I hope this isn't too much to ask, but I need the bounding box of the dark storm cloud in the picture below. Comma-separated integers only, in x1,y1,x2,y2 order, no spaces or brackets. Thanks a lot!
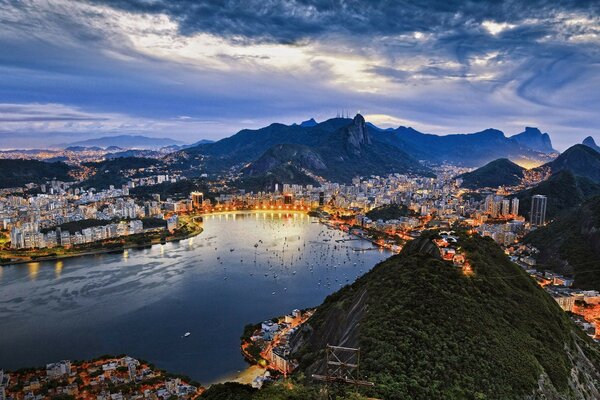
0,0,599,149
91,0,599,43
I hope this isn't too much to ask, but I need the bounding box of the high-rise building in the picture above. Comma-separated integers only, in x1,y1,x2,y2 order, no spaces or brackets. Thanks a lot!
511,197,519,216
501,199,510,216
530,195,547,226
191,192,204,209
319,192,325,206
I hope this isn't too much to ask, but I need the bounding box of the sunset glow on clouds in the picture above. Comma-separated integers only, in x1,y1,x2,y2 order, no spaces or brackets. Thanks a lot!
1,0,599,149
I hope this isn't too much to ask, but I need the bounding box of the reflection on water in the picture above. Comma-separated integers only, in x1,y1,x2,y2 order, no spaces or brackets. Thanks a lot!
0,212,390,383
55,261,63,279
27,262,40,280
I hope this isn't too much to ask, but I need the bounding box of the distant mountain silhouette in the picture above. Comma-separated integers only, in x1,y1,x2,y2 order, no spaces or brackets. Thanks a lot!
457,158,525,189
299,118,318,127
375,125,557,166
583,136,600,153
510,127,555,152
239,114,434,185
64,135,184,149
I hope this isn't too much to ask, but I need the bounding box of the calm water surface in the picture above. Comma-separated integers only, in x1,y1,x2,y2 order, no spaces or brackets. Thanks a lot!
0,212,390,383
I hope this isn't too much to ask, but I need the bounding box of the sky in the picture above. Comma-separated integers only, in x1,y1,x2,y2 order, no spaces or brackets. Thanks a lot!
1,0,599,150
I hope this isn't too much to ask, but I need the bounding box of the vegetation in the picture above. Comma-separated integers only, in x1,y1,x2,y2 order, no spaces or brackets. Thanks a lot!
457,158,525,189
129,178,211,201
289,232,600,399
80,157,162,190
365,203,413,221
525,195,600,289
516,170,600,220
0,159,73,188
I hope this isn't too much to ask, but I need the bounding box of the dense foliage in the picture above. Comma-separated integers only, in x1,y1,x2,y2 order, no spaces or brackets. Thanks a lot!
80,157,162,190
292,233,600,399
516,170,600,220
0,159,73,188
525,195,600,289
457,158,525,189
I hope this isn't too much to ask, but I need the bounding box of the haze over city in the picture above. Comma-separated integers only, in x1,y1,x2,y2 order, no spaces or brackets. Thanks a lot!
1,0,600,149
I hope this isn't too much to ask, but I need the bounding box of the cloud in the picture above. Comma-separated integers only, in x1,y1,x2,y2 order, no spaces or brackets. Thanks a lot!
0,0,599,150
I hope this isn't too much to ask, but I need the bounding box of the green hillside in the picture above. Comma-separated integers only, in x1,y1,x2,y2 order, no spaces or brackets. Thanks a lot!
516,170,600,221
457,158,525,189
0,159,73,188
288,232,600,399
525,196,600,290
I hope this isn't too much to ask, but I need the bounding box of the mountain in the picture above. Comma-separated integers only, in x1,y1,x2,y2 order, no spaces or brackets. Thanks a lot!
510,127,555,153
105,149,162,159
457,158,525,189
285,232,600,399
63,135,185,149
376,125,557,167
0,159,73,188
241,114,434,185
541,144,600,184
526,196,600,290
299,118,318,127
180,115,433,184
80,157,163,190
516,170,600,221
583,136,600,153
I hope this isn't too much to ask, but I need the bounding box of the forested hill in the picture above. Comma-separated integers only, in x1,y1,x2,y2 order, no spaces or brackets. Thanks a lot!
525,195,600,290
286,232,600,399
0,159,73,188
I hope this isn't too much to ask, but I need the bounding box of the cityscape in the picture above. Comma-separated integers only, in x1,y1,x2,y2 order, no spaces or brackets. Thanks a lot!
2,1,600,399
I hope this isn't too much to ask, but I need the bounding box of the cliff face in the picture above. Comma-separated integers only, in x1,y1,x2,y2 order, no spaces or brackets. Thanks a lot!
290,233,600,399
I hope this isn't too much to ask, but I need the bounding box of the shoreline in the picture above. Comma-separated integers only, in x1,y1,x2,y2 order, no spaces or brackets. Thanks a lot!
0,210,311,267
0,228,203,267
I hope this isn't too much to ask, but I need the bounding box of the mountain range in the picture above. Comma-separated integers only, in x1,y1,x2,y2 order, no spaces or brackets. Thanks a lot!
60,135,186,149
375,125,557,167
175,115,558,187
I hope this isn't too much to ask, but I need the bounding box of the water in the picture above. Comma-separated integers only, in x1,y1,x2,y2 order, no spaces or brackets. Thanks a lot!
0,212,390,383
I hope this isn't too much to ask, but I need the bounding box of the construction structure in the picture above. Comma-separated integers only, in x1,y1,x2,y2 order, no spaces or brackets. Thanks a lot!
312,345,374,390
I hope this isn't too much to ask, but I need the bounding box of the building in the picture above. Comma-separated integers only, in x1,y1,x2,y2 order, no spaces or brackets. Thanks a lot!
191,192,204,209
530,195,547,226
46,360,71,380
511,197,519,216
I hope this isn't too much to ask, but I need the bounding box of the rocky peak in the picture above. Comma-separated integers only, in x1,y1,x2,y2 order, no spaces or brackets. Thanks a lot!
583,136,600,152
511,127,555,152
343,114,372,155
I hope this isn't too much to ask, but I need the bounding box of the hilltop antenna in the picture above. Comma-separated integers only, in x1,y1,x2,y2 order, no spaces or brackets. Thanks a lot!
312,345,374,394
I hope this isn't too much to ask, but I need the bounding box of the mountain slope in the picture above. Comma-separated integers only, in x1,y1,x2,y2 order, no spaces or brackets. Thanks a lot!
526,196,600,290
457,158,525,189
583,137,600,153
511,127,555,152
289,232,600,399
241,115,433,184
0,159,73,188
516,170,600,221
64,135,184,149
376,125,556,167
541,144,600,184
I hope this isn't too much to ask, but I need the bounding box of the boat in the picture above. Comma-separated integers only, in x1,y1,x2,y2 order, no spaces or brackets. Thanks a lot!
183,332,191,337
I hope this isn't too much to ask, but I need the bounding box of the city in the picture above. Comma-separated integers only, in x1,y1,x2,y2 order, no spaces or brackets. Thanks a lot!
2,1,600,399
